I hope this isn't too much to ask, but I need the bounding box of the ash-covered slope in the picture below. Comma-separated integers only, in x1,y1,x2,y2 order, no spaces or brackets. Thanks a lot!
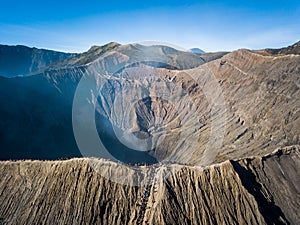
0,45,77,77
72,47,300,165
0,145,299,225
201,49,300,162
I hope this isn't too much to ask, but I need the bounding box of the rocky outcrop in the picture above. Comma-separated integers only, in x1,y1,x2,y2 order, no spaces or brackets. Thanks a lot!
0,145,298,224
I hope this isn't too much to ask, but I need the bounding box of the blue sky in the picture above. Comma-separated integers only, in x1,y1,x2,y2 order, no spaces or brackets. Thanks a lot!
0,0,299,52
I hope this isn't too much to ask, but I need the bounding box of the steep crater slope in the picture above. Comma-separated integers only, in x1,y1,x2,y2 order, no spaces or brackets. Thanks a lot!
0,43,299,165
206,49,300,162
74,48,300,165
0,43,210,161
89,66,212,164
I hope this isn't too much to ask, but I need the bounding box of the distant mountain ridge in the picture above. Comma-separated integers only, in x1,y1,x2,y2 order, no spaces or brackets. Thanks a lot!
0,43,226,78
0,45,78,77
264,41,300,55
190,48,205,54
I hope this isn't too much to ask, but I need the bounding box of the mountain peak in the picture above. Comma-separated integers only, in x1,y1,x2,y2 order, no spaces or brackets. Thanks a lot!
190,48,205,54
88,42,121,52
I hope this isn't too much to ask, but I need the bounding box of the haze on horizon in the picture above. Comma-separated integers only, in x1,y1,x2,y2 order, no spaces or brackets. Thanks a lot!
0,0,299,53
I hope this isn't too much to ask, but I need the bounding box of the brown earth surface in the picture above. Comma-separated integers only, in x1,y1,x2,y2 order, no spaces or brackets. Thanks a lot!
0,145,299,225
